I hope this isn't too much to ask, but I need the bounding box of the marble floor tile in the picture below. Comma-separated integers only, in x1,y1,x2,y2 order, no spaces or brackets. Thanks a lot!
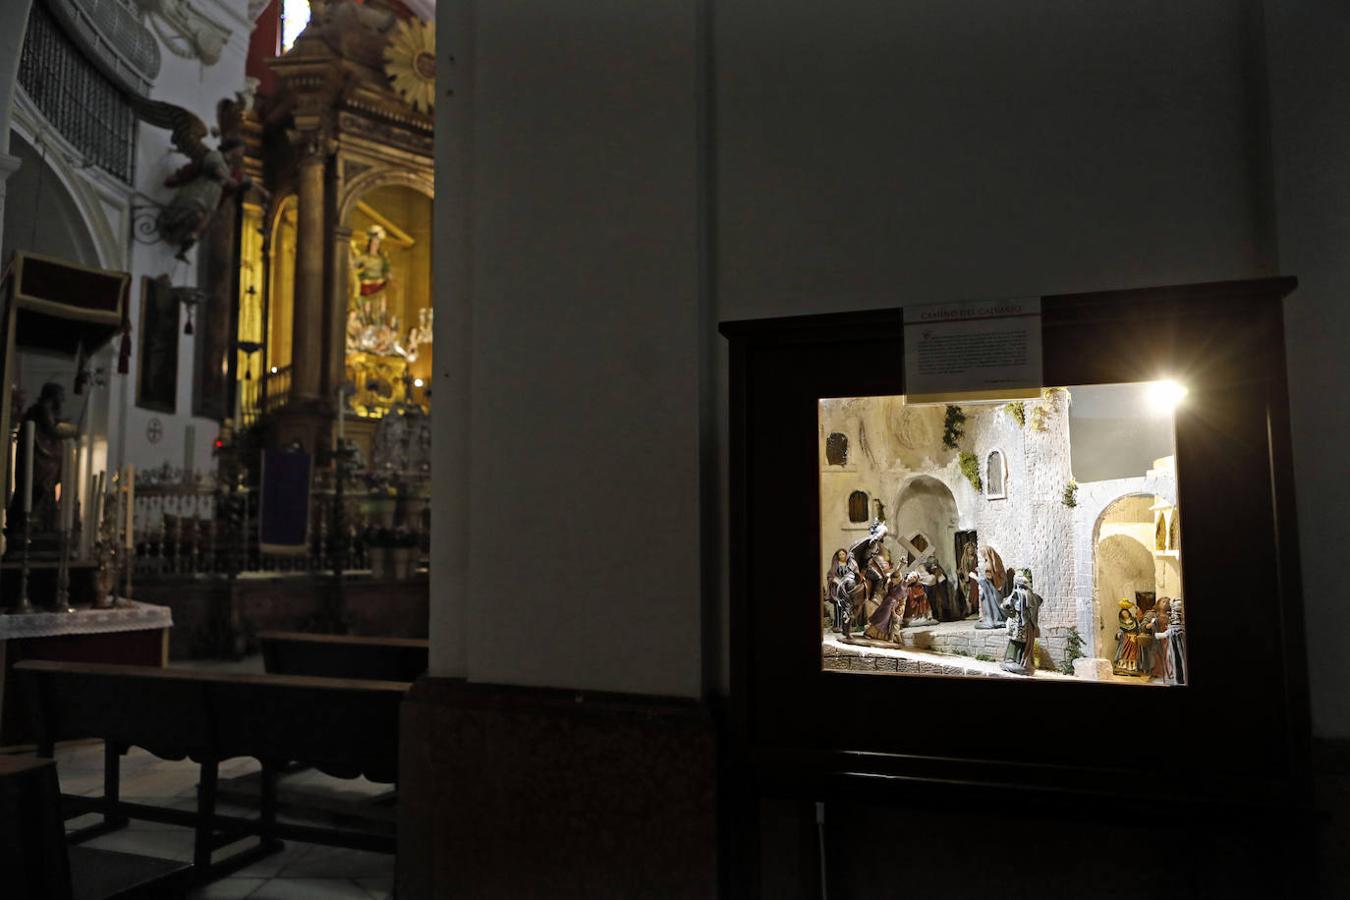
187,876,267,898
280,845,394,880
81,825,197,862
229,840,314,879
247,877,375,899
356,875,393,899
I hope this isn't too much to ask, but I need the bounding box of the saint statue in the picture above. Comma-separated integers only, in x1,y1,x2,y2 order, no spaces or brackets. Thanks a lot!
6,383,77,534
159,137,253,260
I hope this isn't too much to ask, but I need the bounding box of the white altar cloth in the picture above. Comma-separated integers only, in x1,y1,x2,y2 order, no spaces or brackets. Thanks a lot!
0,601,172,641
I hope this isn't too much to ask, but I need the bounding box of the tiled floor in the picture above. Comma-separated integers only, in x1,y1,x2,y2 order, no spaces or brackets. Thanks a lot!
47,655,396,899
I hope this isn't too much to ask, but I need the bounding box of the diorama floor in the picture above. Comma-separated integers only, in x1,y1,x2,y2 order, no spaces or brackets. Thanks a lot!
51,654,395,899
823,619,1076,679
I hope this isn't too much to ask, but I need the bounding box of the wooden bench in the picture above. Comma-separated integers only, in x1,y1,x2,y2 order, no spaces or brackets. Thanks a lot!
1,753,192,899
258,631,429,682
15,660,409,881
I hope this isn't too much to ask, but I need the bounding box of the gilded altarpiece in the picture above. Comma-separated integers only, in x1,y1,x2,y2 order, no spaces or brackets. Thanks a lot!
237,2,434,456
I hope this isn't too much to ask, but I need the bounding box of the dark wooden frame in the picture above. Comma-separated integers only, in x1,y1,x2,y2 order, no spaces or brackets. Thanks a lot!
719,277,1311,811
259,630,429,682
136,275,179,414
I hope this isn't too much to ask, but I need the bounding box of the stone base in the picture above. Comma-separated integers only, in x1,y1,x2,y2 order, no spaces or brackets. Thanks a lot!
823,635,1074,680
830,618,1060,671
1073,656,1114,681
398,679,717,898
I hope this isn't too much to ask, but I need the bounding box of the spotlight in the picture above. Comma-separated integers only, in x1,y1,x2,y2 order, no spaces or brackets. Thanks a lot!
1146,380,1187,415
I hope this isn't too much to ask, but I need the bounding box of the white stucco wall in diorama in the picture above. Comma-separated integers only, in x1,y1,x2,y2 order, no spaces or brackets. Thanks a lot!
819,390,1079,657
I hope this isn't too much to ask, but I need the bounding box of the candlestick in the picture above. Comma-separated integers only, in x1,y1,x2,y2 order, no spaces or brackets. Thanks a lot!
60,440,73,532
21,421,34,515
124,464,135,551
337,387,346,444
184,424,196,480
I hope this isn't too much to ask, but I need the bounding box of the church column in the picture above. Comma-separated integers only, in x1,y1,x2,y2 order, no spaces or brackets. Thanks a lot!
290,139,327,403
327,225,352,403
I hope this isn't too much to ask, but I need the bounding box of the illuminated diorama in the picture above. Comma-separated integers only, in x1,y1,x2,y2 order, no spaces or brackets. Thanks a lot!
819,382,1187,683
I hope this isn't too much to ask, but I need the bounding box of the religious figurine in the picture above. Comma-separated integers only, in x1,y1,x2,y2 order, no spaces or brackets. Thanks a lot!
824,548,865,636
1138,603,1165,679
1160,598,1187,685
6,383,77,534
1112,599,1142,675
353,224,394,313
915,556,960,621
864,571,905,643
900,572,935,625
956,541,978,616
999,570,1042,675
131,93,265,260
849,521,889,594
969,560,1007,629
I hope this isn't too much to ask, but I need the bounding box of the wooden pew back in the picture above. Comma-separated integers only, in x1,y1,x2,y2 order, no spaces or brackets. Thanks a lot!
258,631,429,683
16,661,408,784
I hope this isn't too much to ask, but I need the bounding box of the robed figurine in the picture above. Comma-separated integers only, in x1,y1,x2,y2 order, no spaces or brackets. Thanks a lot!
1000,570,1042,675
6,383,77,534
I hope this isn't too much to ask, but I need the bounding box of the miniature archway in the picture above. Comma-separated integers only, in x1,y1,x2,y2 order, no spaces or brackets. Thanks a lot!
893,475,959,575
1088,493,1161,664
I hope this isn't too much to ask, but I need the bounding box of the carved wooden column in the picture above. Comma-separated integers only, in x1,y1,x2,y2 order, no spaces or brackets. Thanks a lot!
329,225,353,403
291,137,328,403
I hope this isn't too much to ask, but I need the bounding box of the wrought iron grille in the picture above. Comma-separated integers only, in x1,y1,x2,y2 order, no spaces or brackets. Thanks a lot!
18,2,136,183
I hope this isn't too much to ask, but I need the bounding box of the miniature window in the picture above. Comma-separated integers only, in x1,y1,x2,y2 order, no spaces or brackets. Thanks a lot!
825,432,848,466
986,450,1007,499
819,382,1187,687
847,491,869,523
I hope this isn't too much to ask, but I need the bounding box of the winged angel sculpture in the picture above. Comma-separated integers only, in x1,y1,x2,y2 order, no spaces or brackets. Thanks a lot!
130,92,265,261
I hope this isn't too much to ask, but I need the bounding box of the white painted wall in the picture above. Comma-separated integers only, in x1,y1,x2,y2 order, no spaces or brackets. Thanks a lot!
1264,1,1350,740
435,2,1322,710
113,0,254,479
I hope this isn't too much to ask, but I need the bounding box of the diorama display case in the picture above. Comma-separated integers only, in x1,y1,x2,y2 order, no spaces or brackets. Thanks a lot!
720,278,1311,810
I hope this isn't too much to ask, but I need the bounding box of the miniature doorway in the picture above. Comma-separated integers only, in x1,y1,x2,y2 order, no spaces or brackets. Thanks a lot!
894,475,958,577
1092,495,1156,659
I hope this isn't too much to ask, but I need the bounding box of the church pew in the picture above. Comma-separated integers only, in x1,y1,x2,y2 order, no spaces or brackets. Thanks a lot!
258,630,429,683
16,660,409,880
1,754,193,900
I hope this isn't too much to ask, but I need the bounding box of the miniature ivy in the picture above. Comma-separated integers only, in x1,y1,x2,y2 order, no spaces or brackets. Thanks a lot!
1005,401,1026,428
943,405,966,449
1061,478,1078,508
959,451,982,492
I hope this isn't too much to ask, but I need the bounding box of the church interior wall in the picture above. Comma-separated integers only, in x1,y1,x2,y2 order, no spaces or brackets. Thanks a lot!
1264,1,1350,742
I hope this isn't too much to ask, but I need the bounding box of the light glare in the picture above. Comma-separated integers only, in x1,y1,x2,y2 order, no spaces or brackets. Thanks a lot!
1146,380,1187,415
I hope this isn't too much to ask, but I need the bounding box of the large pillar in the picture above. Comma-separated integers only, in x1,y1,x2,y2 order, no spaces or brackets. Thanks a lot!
290,139,327,403
327,224,351,402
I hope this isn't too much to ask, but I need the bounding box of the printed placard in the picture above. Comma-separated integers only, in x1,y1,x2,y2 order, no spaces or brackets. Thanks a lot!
902,298,1043,404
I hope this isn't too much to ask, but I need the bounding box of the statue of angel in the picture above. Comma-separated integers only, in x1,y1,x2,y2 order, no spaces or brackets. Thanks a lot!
131,94,265,261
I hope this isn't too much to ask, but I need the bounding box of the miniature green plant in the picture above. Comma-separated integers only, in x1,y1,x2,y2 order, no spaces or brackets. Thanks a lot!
1061,479,1079,507
942,405,966,449
1060,626,1085,675
1005,401,1026,428
1061,478,1078,508
959,452,982,492
975,653,994,663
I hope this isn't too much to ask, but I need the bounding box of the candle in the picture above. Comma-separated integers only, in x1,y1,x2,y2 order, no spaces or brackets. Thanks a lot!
337,387,346,445
124,465,135,551
184,424,196,479
93,472,105,534
21,421,34,514
64,441,77,532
